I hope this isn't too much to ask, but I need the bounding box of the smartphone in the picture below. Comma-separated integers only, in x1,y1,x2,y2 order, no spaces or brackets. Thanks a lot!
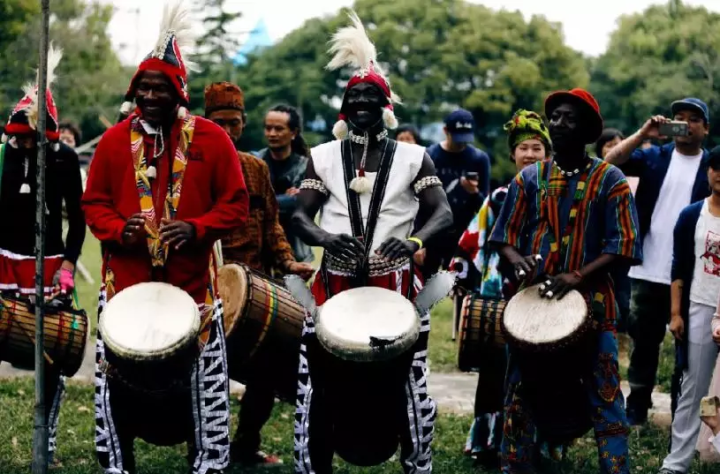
465,172,479,181
658,121,689,137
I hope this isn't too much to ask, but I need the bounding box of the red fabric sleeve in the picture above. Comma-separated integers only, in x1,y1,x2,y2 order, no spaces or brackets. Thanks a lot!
81,131,127,244
185,129,248,242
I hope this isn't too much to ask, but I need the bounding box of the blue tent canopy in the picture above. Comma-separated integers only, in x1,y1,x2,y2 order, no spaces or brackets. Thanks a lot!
233,19,273,66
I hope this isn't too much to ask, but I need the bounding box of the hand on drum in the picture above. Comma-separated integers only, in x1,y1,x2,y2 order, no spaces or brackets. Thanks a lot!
376,237,418,260
321,233,364,262
538,272,582,300
511,254,542,280
286,261,315,281
122,213,147,246
160,219,196,250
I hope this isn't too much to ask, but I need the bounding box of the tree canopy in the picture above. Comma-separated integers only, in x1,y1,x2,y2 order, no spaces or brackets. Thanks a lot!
591,0,720,147
227,0,588,181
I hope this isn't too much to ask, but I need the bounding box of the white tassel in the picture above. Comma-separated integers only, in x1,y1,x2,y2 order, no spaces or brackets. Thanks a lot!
333,120,348,140
177,106,187,119
383,107,398,130
52,142,60,152
20,183,31,194
349,176,372,194
1,134,6,144
145,166,157,179
8,136,18,149
120,101,133,115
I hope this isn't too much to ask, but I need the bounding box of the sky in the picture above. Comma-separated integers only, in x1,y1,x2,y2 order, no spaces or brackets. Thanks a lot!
103,0,719,65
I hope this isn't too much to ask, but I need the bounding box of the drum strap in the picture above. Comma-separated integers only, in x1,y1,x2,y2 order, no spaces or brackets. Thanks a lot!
340,138,398,283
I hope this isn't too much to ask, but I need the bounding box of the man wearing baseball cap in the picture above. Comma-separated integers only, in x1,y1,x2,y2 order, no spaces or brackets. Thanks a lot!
606,98,711,426
421,108,490,279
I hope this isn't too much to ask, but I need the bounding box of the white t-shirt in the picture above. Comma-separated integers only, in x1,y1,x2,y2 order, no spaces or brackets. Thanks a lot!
630,149,703,284
690,200,720,307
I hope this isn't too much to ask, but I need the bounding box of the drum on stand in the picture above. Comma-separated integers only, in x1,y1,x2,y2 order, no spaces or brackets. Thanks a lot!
0,296,88,377
502,283,596,444
457,294,506,372
99,282,201,394
314,286,420,466
217,264,304,402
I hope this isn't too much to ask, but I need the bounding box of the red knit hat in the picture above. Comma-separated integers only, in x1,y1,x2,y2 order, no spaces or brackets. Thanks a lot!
119,2,195,119
3,45,63,147
544,88,603,144
327,11,400,140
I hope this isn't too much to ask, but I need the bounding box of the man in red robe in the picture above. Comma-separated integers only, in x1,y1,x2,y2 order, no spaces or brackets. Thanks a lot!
82,5,248,474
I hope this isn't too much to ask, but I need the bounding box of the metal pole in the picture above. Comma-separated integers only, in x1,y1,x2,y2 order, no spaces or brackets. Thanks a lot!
32,1,51,472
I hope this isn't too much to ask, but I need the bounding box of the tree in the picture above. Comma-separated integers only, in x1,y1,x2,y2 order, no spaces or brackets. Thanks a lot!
187,0,243,113
590,0,720,147
232,0,588,183
0,0,130,143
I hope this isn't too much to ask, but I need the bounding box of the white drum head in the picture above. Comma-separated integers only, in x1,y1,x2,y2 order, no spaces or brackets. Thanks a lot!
503,284,587,346
316,287,420,362
99,282,200,361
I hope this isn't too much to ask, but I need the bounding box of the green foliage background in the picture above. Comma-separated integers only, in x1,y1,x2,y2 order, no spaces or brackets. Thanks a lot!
0,0,718,184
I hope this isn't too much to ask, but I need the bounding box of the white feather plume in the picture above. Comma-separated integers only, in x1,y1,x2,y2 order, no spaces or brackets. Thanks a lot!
23,43,63,130
153,0,198,72
326,10,400,104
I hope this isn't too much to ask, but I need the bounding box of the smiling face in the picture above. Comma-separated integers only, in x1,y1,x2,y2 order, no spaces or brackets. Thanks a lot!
673,108,708,147
512,138,546,172
134,70,179,126
548,102,584,152
345,82,386,131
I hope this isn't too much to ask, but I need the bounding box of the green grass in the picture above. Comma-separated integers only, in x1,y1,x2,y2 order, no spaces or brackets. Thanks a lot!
0,378,717,474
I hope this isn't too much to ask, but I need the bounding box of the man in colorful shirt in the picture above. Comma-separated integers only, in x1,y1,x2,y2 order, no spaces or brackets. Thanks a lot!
0,45,85,466
203,81,313,467
292,12,452,473
82,6,248,474
489,89,642,474
256,104,313,266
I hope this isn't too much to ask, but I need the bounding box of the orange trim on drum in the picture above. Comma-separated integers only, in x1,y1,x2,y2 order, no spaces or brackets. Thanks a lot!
248,279,279,358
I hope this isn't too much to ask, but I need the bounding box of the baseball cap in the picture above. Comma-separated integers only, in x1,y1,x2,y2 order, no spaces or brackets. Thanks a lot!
671,98,709,123
444,109,475,143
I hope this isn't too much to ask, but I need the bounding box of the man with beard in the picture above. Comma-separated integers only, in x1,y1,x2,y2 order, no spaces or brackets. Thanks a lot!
0,45,85,466
82,4,248,473
605,99,711,425
489,89,642,474
291,12,452,473
204,81,313,467
256,105,313,267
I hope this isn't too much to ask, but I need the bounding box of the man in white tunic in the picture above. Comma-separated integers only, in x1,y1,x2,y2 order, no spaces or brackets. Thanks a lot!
290,11,452,474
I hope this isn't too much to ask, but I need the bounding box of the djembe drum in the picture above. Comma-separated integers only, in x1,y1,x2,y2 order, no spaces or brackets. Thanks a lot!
0,296,88,376
456,295,506,372
217,264,305,402
99,282,201,393
502,283,596,444
314,286,421,466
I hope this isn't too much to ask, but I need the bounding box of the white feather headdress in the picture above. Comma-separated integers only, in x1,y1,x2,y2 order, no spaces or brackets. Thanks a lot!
120,0,197,119
23,43,63,132
326,10,400,141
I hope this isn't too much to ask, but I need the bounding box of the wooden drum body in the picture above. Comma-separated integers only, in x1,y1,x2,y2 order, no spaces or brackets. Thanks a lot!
99,282,201,394
218,264,304,402
315,286,420,467
0,297,88,377
503,283,596,444
457,295,506,372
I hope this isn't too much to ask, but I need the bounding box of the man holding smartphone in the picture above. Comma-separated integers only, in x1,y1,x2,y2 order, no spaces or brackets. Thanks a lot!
419,109,491,278
605,98,711,426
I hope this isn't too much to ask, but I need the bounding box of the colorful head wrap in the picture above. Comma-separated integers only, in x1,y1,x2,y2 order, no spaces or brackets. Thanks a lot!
503,109,551,156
